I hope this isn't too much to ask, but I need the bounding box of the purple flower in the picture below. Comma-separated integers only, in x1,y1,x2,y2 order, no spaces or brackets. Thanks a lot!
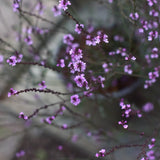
16,54,23,63
118,120,128,129
52,5,62,17
124,64,133,75
74,74,89,89
129,12,139,20
63,34,74,45
58,145,63,151
146,150,155,160
75,24,84,34
46,116,55,124
6,56,17,66
13,0,21,12
0,55,3,63
70,48,83,61
70,94,81,106
108,0,113,3
62,123,68,129
16,150,25,158
73,60,86,72
39,81,47,90
35,1,44,15
148,30,158,41
24,35,33,45
8,88,17,97
59,0,71,11
19,112,28,120
149,9,159,17
151,47,159,59
147,0,157,6
103,34,109,43
57,59,65,68
97,76,105,88
95,149,106,158
142,102,154,112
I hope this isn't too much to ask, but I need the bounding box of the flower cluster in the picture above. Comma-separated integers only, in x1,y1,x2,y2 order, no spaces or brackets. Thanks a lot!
19,112,28,120
13,0,21,12
86,30,109,46
144,67,159,89
6,54,23,66
141,138,156,160
38,81,47,90
95,149,106,158
118,99,142,129
8,88,17,97
52,0,71,16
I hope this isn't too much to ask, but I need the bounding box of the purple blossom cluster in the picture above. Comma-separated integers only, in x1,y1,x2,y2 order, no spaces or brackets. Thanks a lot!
144,67,159,89
8,88,17,97
118,99,142,129
52,0,71,16
141,138,156,160
86,30,109,46
38,81,47,90
95,149,106,158
19,112,28,120
129,12,139,21
6,54,23,66
13,0,21,12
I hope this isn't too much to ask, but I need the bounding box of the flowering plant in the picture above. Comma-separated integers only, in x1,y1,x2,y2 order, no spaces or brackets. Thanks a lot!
1,0,160,159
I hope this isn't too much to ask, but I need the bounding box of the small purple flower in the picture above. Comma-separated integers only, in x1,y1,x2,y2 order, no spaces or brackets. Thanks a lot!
24,35,33,45
63,34,74,44
59,0,71,11
75,24,84,34
0,55,3,64
8,88,17,97
148,30,158,41
124,64,133,75
19,112,28,120
142,102,154,112
103,34,109,43
73,60,86,72
70,94,81,106
16,150,25,158
108,0,113,3
149,9,159,17
16,54,23,63
52,5,62,17
39,81,47,90
58,145,63,151
46,116,55,124
118,120,128,129
151,47,159,59
57,59,65,68
35,1,44,15
95,149,106,158
62,123,68,129
70,48,83,61
7,56,17,66
129,12,139,20
74,74,89,89
13,0,21,12
147,0,157,7
97,76,105,88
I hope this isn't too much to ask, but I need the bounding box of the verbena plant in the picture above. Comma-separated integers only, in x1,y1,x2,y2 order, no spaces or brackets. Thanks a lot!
1,0,160,159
